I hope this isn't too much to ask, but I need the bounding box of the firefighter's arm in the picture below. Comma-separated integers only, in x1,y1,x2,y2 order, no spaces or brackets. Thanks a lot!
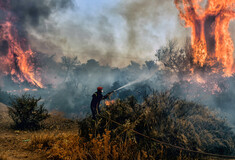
103,91,114,99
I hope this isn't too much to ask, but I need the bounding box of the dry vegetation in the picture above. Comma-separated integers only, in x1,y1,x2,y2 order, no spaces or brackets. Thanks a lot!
29,130,148,160
1,92,235,159
0,103,77,160
0,155,7,160
27,92,235,159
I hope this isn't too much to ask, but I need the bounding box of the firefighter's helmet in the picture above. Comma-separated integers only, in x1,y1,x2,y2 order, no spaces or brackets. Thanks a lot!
97,87,103,91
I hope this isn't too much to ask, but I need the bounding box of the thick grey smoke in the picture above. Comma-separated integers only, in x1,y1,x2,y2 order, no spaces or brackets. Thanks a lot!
10,0,73,27
2,0,233,66
25,0,189,67
119,0,178,54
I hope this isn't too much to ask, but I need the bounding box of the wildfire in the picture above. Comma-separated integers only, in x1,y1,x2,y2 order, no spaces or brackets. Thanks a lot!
0,0,43,88
195,74,206,84
185,73,224,94
105,100,115,106
175,0,235,75
7,88,38,94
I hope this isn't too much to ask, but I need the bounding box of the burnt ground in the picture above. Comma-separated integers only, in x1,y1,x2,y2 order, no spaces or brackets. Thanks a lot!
0,103,78,160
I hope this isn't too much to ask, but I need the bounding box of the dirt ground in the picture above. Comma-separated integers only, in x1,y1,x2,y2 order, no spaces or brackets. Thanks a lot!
0,103,78,160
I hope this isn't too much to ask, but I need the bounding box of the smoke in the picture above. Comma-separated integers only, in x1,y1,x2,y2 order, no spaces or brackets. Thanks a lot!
119,0,179,54
10,0,74,28
114,68,158,92
230,20,235,56
31,58,162,117
1,0,235,127
2,0,74,58
1,0,193,68
22,0,189,67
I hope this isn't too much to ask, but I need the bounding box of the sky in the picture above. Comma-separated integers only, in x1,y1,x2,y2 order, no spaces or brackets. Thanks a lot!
27,0,234,68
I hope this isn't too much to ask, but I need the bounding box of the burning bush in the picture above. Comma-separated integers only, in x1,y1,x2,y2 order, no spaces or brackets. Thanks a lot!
8,94,49,130
78,92,235,158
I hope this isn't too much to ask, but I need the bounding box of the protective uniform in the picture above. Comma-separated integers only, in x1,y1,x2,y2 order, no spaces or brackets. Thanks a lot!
90,87,108,119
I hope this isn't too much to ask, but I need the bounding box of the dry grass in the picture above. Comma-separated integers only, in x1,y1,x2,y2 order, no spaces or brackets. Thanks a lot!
0,155,7,160
40,110,77,131
29,130,148,160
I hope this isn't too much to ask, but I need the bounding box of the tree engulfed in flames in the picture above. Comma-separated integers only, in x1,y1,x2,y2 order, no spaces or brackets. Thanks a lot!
175,0,235,75
0,0,43,88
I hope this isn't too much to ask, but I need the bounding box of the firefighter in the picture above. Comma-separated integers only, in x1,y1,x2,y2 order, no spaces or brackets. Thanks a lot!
90,87,113,120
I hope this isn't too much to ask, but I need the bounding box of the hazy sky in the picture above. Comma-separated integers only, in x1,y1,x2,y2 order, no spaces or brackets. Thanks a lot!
27,0,234,68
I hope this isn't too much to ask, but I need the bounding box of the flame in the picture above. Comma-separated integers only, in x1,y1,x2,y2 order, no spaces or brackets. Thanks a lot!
195,74,206,84
175,0,235,75
7,88,38,94
0,0,43,88
184,73,224,95
105,100,115,106
23,88,38,92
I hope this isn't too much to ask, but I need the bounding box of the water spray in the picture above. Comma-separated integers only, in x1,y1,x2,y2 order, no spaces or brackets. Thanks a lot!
113,69,158,92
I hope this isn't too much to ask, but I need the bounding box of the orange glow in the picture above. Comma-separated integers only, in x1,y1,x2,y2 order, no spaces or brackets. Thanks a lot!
0,0,43,88
105,100,115,106
23,88,38,92
175,0,235,75
195,74,206,84
7,88,38,94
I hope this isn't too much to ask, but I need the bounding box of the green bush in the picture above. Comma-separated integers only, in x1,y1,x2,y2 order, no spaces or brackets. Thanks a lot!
8,94,49,130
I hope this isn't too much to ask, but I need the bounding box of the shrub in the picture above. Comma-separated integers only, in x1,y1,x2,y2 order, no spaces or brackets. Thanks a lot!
141,92,235,155
8,94,49,130
78,92,235,157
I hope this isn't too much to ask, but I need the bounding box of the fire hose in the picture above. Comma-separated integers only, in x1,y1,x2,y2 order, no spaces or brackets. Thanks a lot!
99,114,235,159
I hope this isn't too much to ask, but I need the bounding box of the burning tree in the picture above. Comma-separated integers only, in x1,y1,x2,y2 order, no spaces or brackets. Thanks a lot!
0,0,43,88
156,0,235,97
155,39,194,81
174,0,235,75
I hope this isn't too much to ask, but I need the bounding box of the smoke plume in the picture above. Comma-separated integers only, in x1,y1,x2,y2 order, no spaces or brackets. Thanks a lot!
10,0,73,28
25,0,189,67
